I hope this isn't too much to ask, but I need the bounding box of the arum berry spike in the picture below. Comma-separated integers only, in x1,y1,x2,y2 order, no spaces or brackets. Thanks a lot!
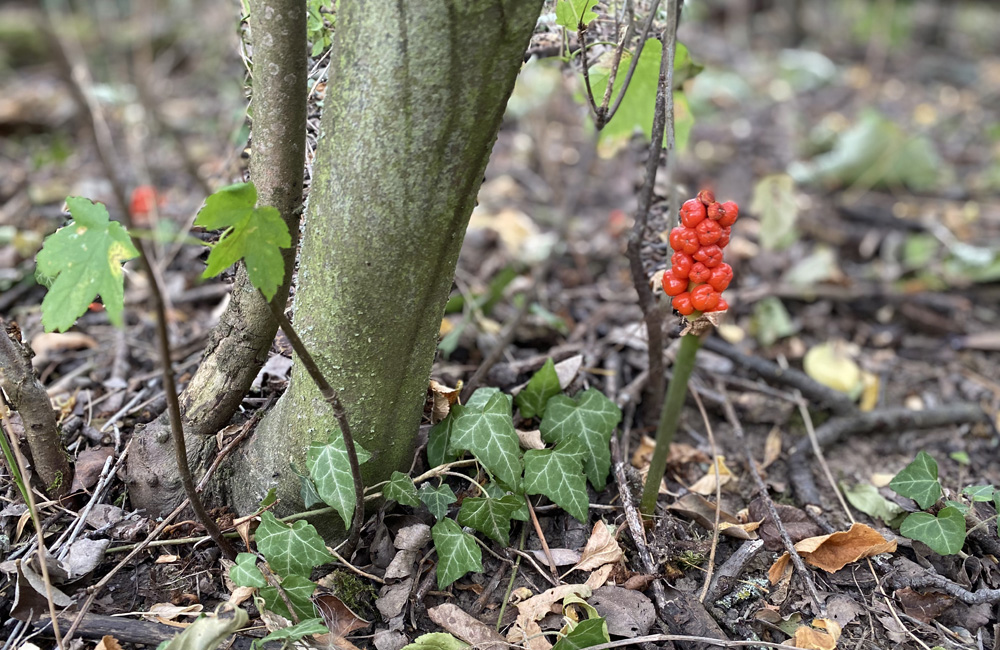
640,189,739,515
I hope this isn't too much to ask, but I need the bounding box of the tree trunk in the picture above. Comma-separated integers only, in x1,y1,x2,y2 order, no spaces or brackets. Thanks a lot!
126,0,306,515
221,0,542,518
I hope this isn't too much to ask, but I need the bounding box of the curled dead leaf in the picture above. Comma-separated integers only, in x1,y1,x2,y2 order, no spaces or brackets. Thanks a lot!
794,523,896,573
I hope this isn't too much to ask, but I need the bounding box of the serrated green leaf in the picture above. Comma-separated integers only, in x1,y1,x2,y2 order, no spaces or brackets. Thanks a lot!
307,433,372,528
484,483,529,522
889,451,941,509
449,394,523,491
230,553,266,588
588,41,697,151
899,507,966,556
260,574,317,621
515,358,561,419
427,414,458,468
552,617,610,650
401,633,470,650
255,618,328,650
194,182,291,300
555,0,597,30
255,511,333,578
840,482,905,523
431,518,482,588
524,445,590,523
962,485,995,502
540,388,621,491
457,495,521,545
160,607,248,650
419,483,457,521
385,471,421,507
35,196,139,332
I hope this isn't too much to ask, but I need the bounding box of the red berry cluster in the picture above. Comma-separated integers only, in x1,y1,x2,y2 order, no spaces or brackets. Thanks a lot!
662,189,738,317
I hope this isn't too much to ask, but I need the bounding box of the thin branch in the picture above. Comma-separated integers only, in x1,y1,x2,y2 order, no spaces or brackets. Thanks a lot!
526,498,560,584
578,23,601,116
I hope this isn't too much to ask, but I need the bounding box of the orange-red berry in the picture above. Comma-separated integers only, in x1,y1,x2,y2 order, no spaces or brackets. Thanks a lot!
717,226,732,249
672,292,694,316
695,219,722,246
697,189,715,206
669,227,701,255
719,201,739,228
708,263,733,292
693,244,724,268
688,262,711,284
680,199,707,228
707,202,725,221
716,297,729,312
662,270,688,296
691,284,721,312
671,252,693,279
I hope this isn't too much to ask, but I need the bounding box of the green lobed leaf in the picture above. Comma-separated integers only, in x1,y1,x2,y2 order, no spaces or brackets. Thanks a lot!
484,483,529,522
160,607,248,650
962,485,995,502
449,393,523,491
555,0,597,30
385,471,421,507
841,482,905,524
427,414,458,468
889,451,941,510
260,573,317,621
899,507,966,556
540,388,621,490
307,433,372,528
194,182,292,300
230,553,266,588
401,633,470,650
431,518,483,589
457,495,521,545
552,617,610,650
419,483,457,521
945,500,970,514
255,511,333,578
35,196,139,332
515,358,561,420
464,387,506,411
254,618,328,650
524,444,590,523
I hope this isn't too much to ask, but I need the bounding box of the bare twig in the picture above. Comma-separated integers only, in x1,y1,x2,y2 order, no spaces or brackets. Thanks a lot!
526,498,560,584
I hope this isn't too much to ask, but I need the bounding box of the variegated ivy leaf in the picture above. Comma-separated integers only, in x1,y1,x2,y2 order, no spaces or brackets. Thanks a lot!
484,483,529,522
230,552,265,588
457,495,522,545
260,573,317,621
427,414,458,468
307,433,372,528
431,518,482,589
255,511,333,578
514,358,561,420
524,444,590,523
540,388,621,490
419,483,457,521
449,393,522,491
464,387,507,411
258,619,329,647
551,617,610,650
385,471,421,507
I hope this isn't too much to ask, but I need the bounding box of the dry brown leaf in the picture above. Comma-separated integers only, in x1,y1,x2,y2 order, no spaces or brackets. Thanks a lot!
144,602,202,623
155,554,178,564
667,493,758,540
507,584,592,650
227,585,256,608
793,618,842,649
95,636,123,650
429,603,506,650
69,446,114,493
895,587,954,623
517,429,546,451
573,521,623,572
30,331,97,366
794,523,897,573
768,552,792,586
762,427,782,469
631,436,656,468
315,593,370,637
585,564,614,591
429,380,460,423
688,456,734,495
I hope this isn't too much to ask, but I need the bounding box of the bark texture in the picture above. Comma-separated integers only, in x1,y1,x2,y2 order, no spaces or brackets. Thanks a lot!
126,0,307,515
222,0,543,518
0,320,71,496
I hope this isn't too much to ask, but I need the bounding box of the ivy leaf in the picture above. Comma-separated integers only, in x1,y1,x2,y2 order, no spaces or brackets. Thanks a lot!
889,451,941,509
260,574,317,621
427,414,458,468
465,387,506,411
401,633,470,650
35,196,139,332
457,495,521,545
449,393,523,491
484,483,529,522
552,618,610,650
515,358,561,420
307,433,372,528
230,552,266,588
840,482,905,524
431,518,482,589
899,507,966,556
540,388,621,490
524,445,590,523
194,182,291,300
385,471,421,507
255,618,328,650
419,483,457,521
255,511,333,577
962,485,995,502
555,0,598,30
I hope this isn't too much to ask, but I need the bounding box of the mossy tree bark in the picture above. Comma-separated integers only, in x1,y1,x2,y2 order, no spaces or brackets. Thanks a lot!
222,0,542,517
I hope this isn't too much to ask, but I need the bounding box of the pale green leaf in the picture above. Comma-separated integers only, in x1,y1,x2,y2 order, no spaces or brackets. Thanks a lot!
962,485,994,502
457,495,521,545
524,445,590,523
385,471,421,507
515,358,561,419
255,618,328,650
750,174,799,251
899,507,966,556
419,483,457,521
889,451,941,510
540,388,621,490
35,196,139,331
230,553,265,588
427,415,458,468
255,511,333,578
464,387,506,411
449,394,523,491
431,518,482,588
307,433,372,528
401,633,470,650
194,182,292,300
160,607,248,650
260,573,317,621
840,482,904,524
552,617,610,650
750,297,796,347
555,0,597,30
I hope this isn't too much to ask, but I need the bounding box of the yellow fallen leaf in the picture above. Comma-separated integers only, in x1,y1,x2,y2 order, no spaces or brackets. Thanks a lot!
688,456,734,495
803,341,861,397
762,427,782,469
